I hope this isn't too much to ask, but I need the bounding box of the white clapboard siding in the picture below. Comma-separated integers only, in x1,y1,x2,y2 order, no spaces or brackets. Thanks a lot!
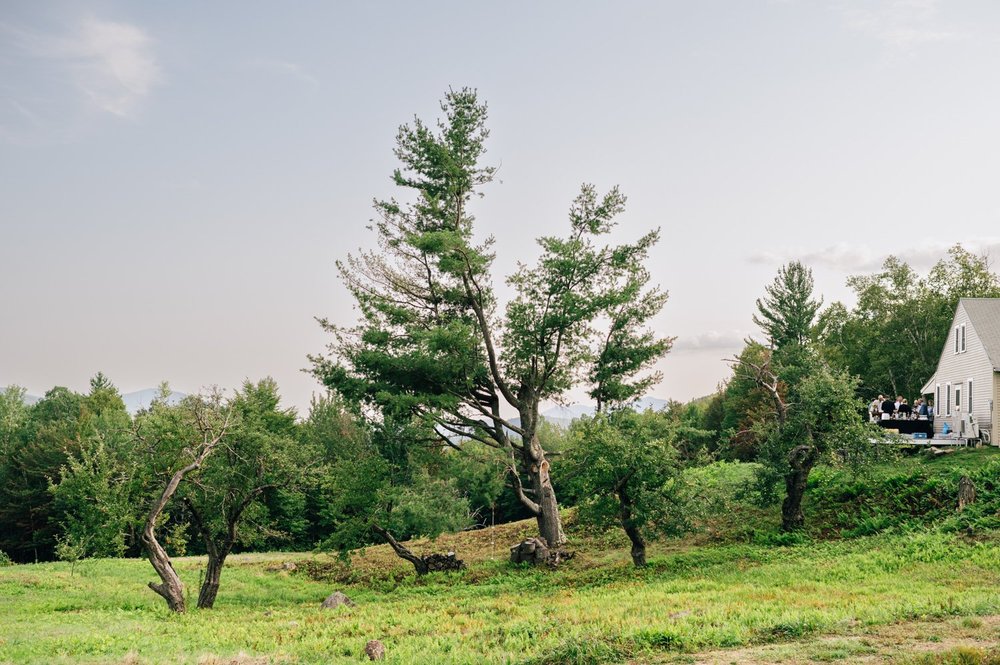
994,371,1000,440
924,300,1000,437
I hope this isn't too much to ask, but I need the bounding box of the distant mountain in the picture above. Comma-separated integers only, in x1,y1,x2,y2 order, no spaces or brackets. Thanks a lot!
4,386,185,414
534,396,672,428
121,389,186,414
1,387,42,405
630,396,670,412
539,403,596,428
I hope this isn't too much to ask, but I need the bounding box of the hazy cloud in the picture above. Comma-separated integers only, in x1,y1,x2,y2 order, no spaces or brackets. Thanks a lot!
748,238,1000,272
2,17,159,118
248,58,319,88
672,330,749,353
839,0,963,51
69,18,159,116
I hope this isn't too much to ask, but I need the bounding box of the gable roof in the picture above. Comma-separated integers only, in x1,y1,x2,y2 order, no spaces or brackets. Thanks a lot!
961,298,1000,371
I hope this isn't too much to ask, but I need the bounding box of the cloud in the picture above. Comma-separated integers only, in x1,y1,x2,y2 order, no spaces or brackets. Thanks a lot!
748,238,1000,273
2,17,159,119
72,18,159,116
248,58,319,88
839,0,963,52
672,330,749,353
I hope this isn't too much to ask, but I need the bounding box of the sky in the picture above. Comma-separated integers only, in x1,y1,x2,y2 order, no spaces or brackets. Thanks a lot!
3,1,1000,414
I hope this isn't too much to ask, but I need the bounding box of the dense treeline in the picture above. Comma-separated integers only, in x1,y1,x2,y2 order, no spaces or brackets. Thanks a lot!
0,379,516,568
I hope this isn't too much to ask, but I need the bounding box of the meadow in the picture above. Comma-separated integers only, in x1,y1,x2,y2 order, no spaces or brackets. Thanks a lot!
4,450,1000,665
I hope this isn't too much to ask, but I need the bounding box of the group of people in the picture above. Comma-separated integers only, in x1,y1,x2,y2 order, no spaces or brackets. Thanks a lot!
869,395,932,422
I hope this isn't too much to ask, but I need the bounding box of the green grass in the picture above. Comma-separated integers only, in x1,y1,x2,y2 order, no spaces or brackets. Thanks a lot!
4,531,1000,664
3,450,1000,664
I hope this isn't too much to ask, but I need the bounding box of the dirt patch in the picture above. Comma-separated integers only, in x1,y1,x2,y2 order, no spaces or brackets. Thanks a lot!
652,615,1000,664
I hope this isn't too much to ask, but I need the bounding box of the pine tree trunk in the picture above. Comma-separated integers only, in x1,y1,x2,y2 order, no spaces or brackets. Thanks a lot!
524,439,565,547
528,458,565,547
781,444,818,531
511,404,565,547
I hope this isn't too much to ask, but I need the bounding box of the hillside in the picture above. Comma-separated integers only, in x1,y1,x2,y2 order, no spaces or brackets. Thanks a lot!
3,450,1000,664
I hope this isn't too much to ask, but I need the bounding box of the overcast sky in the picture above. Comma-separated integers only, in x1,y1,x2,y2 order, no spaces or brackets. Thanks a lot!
3,1,1000,413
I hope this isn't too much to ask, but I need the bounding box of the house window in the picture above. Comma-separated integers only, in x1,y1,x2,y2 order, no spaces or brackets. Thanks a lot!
961,324,967,353
955,327,960,353
946,383,952,416
968,379,973,412
956,387,962,410
936,384,941,415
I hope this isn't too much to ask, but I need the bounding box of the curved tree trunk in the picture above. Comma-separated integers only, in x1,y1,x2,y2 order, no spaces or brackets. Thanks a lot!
197,550,227,609
186,489,261,610
143,462,202,612
617,486,646,567
372,524,430,575
142,414,228,613
781,444,818,531
187,503,229,610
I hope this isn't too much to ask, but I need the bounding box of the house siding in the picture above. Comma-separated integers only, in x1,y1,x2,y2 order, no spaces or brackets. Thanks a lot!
994,371,1000,442
930,302,996,436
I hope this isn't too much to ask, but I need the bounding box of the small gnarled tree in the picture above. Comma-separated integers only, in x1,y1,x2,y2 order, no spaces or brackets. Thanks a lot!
565,410,694,566
137,391,231,613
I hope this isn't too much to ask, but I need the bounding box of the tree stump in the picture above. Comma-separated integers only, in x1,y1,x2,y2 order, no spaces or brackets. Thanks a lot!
510,537,550,565
364,639,386,661
958,476,976,511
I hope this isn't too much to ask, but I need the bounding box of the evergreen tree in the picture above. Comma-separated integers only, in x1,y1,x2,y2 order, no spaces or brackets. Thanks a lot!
753,261,822,350
312,89,669,546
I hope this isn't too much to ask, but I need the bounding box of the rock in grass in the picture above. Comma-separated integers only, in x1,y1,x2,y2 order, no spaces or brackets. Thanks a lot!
266,560,298,572
364,640,385,661
321,591,355,609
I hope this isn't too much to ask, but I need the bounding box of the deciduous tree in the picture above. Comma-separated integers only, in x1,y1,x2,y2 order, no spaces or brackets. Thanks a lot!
565,410,694,566
180,379,310,609
137,391,231,613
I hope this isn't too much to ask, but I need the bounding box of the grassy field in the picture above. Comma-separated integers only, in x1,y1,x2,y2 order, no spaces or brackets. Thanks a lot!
4,449,1000,665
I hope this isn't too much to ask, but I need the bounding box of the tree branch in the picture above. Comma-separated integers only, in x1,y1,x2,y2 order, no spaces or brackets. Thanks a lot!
507,451,541,515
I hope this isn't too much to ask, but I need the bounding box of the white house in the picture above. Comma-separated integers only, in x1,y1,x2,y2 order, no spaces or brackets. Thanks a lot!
920,298,1000,443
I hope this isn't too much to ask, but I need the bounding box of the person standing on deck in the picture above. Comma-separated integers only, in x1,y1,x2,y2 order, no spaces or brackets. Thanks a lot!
881,396,896,419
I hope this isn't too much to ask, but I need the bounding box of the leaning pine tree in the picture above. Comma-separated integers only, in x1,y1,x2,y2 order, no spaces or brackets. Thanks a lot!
311,88,670,546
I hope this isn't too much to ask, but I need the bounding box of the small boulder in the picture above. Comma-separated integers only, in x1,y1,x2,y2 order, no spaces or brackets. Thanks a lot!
281,561,297,571
364,639,386,661
321,591,355,609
